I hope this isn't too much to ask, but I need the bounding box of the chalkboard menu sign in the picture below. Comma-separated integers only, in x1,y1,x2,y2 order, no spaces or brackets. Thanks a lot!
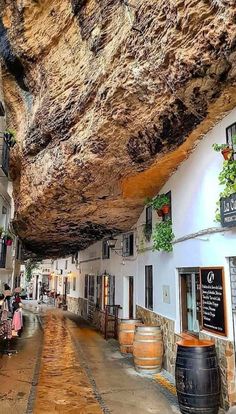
200,267,227,336
220,193,236,227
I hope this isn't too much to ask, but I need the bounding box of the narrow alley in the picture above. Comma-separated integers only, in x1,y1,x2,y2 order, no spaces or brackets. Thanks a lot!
30,304,177,414
0,1,236,413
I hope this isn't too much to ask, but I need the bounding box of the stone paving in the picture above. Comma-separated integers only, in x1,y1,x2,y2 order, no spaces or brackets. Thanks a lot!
24,302,226,413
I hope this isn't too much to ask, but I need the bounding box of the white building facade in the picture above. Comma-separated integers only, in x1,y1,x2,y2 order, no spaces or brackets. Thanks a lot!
0,65,21,292
52,108,236,409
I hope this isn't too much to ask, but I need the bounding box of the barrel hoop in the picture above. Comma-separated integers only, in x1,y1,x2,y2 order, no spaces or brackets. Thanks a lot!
135,332,161,335
176,391,220,397
120,329,135,333
135,357,162,361
134,339,161,343
135,364,160,369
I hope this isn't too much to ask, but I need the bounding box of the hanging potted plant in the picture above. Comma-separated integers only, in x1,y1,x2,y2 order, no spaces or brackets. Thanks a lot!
152,220,175,252
4,231,14,246
152,194,170,215
212,143,233,160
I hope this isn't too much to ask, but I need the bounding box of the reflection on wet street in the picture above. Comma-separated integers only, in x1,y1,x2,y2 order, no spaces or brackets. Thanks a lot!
33,311,102,414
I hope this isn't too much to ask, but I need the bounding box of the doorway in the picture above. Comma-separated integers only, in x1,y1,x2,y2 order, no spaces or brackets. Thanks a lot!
179,269,201,335
129,276,134,319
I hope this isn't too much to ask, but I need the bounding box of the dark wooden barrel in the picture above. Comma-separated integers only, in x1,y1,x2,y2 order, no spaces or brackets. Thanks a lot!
175,339,221,414
133,325,163,374
118,319,142,354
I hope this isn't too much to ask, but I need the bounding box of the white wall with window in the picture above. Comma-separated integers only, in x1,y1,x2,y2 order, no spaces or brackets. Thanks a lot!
135,107,236,343
77,233,137,318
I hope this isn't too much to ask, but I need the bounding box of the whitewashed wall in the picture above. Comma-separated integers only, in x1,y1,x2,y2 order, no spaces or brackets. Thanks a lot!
78,235,138,318
135,107,236,341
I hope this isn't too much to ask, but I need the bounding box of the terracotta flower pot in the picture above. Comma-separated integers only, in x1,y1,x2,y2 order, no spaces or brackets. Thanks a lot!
221,147,232,160
6,239,13,246
162,204,170,214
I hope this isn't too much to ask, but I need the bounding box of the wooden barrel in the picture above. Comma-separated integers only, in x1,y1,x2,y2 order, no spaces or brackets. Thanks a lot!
118,319,142,354
133,325,163,374
175,339,221,414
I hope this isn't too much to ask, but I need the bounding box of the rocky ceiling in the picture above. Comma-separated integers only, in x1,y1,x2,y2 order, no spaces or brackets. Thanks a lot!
0,0,236,257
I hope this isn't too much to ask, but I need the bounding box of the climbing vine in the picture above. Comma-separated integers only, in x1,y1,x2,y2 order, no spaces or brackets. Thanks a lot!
152,220,175,252
213,155,236,222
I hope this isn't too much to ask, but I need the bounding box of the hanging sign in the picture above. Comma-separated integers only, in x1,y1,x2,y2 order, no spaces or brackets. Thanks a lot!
220,193,236,227
200,267,227,336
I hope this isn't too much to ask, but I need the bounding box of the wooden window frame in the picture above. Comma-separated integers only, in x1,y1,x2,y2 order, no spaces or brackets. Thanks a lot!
226,122,236,160
145,265,153,310
102,239,110,259
122,233,134,257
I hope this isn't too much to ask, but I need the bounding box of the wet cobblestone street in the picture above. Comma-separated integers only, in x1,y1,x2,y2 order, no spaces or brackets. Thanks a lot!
33,311,103,414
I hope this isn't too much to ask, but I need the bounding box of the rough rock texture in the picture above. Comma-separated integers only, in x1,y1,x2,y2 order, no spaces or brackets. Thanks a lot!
0,0,236,256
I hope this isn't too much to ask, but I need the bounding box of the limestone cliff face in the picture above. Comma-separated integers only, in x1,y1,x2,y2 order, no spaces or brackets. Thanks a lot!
0,0,236,256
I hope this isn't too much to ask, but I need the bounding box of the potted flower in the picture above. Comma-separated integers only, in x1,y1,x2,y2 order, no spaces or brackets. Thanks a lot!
4,231,14,246
3,129,17,148
212,143,233,160
0,226,4,238
152,194,170,215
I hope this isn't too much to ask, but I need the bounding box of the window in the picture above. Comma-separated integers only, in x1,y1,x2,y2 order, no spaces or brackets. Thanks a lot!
73,277,76,291
163,191,172,222
84,274,95,300
226,122,236,159
96,275,103,309
179,269,201,335
65,260,68,270
146,206,152,228
60,269,63,275
104,274,115,308
72,255,75,264
122,233,134,257
56,261,58,270
16,240,21,260
102,239,110,259
145,206,152,241
145,265,153,310
88,275,95,298
84,274,88,299
0,101,5,116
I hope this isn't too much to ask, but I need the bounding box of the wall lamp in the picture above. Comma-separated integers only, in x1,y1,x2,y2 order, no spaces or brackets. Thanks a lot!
106,236,124,256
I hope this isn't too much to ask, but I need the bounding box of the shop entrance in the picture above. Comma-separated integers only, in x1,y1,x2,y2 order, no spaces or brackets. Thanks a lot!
179,268,201,335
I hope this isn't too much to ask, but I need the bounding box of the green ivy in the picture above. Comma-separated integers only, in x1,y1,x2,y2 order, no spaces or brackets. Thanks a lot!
152,220,175,252
145,194,170,210
215,159,236,221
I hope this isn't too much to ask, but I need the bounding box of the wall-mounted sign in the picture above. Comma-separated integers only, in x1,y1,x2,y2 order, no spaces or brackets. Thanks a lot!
220,193,236,227
200,267,227,336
